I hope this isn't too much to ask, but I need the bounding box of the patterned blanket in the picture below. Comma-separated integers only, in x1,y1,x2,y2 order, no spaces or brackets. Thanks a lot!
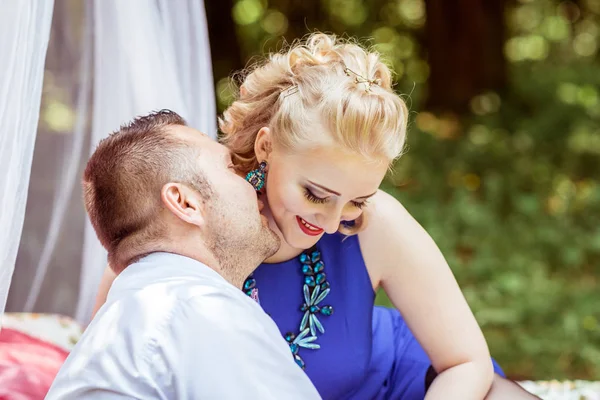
1,313,598,399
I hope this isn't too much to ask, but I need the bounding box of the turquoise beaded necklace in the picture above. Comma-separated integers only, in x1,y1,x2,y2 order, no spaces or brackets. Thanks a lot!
242,246,334,369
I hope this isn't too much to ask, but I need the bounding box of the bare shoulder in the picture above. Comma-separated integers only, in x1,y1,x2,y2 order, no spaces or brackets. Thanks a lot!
365,189,413,225
358,189,440,288
358,189,421,252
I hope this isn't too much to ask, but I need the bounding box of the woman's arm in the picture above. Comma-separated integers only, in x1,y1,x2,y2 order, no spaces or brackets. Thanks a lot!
359,190,494,399
91,265,118,320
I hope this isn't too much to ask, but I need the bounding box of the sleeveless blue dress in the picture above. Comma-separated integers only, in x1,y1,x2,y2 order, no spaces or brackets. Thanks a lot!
252,232,504,399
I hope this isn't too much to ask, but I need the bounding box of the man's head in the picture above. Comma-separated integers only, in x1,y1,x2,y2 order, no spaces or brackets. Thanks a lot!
83,110,279,286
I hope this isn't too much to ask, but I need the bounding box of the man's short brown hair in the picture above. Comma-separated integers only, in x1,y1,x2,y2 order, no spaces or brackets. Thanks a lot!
83,109,211,271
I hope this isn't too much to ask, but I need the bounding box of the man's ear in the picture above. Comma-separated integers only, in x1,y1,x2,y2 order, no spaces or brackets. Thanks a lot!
161,183,205,227
254,127,273,163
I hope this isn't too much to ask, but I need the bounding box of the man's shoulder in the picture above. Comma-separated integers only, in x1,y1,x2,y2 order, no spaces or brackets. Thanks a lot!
91,268,280,358
116,275,266,329
176,282,269,327
67,278,319,400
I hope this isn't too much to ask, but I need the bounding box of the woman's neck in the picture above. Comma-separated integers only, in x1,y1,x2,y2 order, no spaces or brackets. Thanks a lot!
264,236,304,264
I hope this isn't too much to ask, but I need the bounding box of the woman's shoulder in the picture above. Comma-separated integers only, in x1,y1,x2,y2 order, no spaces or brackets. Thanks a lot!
360,189,414,239
357,190,430,286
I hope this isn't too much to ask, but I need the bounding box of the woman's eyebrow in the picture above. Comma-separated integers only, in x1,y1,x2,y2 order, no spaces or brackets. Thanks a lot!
308,180,341,196
308,180,377,199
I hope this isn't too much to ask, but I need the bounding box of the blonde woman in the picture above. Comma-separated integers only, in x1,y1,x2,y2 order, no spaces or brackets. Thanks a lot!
94,33,538,399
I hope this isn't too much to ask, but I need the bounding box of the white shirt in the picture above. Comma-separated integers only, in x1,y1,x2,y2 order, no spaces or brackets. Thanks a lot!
46,252,321,400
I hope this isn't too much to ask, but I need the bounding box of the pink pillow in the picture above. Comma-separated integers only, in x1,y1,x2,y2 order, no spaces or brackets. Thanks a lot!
0,328,69,400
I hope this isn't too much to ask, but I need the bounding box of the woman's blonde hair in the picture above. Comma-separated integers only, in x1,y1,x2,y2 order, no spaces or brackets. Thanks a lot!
219,32,409,234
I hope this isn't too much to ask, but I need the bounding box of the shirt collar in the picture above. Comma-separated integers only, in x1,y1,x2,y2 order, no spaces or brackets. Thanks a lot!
111,251,229,293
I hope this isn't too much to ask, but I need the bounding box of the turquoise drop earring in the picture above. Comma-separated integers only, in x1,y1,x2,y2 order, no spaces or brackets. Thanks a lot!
245,161,267,192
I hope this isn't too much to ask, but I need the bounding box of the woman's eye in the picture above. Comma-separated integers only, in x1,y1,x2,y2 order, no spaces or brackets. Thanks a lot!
303,188,328,204
304,188,369,210
351,200,368,210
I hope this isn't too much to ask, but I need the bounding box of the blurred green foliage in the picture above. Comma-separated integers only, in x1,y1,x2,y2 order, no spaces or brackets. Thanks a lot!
219,0,600,380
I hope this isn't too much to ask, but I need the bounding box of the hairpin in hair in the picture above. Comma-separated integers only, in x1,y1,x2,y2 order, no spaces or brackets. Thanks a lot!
344,67,381,93
281,85,299,98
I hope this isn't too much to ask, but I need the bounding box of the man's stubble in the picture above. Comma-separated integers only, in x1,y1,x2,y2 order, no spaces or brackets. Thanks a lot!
205,200,280,288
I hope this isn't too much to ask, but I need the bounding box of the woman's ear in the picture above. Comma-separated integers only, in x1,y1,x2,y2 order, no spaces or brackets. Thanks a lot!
254,127,273,163
239,84,248,98
161,183,205,227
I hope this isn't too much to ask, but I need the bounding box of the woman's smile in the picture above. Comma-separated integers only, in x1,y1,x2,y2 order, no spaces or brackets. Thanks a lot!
296,216,324,236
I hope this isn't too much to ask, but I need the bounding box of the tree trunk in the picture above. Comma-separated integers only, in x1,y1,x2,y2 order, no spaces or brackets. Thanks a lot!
424,0,507,113
204,0,244,83
283,0,327,42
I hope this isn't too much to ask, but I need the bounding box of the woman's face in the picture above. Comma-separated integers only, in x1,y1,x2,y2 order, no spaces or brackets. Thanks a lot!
264,143,389,251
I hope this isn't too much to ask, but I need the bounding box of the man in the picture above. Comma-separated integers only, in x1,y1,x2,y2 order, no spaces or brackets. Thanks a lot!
46,110,321,399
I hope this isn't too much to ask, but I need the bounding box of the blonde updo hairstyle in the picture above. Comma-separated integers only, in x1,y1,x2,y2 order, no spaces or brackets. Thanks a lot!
220,32,408,234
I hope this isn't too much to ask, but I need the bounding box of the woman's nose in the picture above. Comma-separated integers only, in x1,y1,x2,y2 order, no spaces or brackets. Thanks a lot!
316,209,343,234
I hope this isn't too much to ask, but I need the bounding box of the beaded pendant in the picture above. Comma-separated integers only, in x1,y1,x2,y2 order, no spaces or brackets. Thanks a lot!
243,246,334,369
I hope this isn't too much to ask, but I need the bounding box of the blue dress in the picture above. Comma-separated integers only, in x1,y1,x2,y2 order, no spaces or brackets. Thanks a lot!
251,232,504,399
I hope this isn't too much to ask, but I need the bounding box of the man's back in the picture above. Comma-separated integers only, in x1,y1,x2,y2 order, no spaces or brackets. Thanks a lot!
46,253,320,399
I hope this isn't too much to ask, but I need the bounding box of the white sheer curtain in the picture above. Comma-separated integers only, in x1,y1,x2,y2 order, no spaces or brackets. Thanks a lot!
7,0,216,324
0,1,55,324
